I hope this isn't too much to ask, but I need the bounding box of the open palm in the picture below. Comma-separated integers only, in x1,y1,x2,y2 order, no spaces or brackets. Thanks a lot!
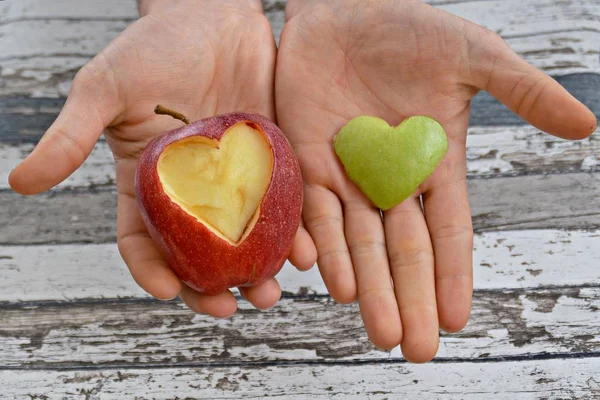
9,0,286,316
276,0,596,362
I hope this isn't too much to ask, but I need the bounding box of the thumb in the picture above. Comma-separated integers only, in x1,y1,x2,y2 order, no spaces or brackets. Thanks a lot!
467,29,596,140
9,60,123,195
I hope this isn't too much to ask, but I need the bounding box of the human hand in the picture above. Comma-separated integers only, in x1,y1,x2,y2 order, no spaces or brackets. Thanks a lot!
8,0,307,317
276,0,596,362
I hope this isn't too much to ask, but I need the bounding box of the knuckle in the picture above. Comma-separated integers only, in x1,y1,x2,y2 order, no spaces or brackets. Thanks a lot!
72,61,100,87
343,198,376,213
317,248,349,263
475,26,509,57
305,213,342,230
432,224,473,241
72,55,115,95
52,127,87,168
485,29,506,47
348,241,386,258
358,286,394,301
388,247,434,271
513,75,550,116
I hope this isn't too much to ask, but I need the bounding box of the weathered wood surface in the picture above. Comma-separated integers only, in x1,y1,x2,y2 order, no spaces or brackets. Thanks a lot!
3,172,600,245
1,229,599,302
2,0,600,398
466,125,600,177
1,287,599,366
3,358,600,399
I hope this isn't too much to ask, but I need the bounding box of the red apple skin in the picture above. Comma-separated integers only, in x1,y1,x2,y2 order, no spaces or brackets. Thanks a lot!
135,112,303,295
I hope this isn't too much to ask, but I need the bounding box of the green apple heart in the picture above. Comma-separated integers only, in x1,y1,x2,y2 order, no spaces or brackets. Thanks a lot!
334,115,448,210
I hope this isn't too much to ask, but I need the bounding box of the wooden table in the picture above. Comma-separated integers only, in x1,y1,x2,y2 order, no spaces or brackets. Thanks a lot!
1,0,599,398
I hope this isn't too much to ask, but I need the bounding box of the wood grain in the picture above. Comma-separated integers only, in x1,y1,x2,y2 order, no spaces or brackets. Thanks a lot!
466,125,600,177
2,171,600,244
468,172,600,231
0,188,116,245
0,287,599,367
1,229,599,302
2,357,600,399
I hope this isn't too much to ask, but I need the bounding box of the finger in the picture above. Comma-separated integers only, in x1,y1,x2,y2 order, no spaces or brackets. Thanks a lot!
9,60,123,194
423,175,473,333
345,199,402,350
179,285,238,319
384,197,439,363
239,278,282,310
288,222,318,271
468,28,596,139
303,184,356,304
117,191,182,301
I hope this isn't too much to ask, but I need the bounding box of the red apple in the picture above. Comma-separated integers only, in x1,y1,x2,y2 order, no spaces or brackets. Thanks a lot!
135,109,303,294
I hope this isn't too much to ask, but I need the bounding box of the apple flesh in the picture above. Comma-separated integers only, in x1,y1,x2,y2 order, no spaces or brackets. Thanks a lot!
157,123,272,243
135,111,303,294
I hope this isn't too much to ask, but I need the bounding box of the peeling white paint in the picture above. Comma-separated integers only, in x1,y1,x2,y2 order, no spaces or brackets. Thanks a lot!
3,358,600,399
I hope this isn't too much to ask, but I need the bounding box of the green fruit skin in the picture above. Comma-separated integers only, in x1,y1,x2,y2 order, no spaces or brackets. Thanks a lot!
334,115,448,210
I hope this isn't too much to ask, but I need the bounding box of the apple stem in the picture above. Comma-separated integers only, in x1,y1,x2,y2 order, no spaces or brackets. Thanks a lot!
154,104,191,125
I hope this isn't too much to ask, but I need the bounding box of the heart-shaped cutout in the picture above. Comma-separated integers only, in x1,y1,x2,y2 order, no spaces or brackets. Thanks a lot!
157,123,273,243
334,116,448,210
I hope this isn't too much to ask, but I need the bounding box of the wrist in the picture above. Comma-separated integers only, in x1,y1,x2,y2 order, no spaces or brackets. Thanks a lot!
138,0,263,17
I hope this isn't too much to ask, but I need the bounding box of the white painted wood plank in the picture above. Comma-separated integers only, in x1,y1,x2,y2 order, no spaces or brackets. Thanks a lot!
0,19,129,98
0,242,311,301
2,125,598,190
0,288,597,365
504,30,599,74
1,0,597,97
0,0,137,22
435,0,600,37
1,229,599,302
436,287,600,359
3,358,600,399
0,20,131,61
0,243,147,301
472,230,600,289
466,126,600,177
0,56,92,98
434,0,600,74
